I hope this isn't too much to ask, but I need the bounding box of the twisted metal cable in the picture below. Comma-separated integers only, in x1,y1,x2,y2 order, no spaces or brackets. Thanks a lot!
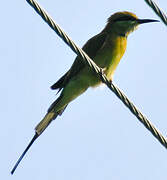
145,0,167,25
26,0,167,149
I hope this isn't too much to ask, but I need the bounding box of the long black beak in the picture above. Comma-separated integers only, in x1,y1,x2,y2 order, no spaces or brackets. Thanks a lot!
137,19,159,24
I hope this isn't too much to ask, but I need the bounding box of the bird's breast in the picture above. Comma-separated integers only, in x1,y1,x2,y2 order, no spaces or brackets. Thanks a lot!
80,35,127,87
98,35,127,80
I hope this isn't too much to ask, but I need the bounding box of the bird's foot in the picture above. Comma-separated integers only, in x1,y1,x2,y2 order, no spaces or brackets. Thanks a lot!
99,68,105,75
99,68,105,83
109,79,113,85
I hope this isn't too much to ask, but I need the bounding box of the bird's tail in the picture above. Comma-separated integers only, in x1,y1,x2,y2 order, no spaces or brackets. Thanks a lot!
35,96,67,135
35,111,58,135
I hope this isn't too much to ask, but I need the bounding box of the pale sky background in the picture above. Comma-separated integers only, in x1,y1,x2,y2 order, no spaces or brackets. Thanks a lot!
1,0,167,179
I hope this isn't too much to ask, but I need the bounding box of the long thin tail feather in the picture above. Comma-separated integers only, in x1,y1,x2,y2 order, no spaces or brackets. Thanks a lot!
11,133,39,174
11,96,67,174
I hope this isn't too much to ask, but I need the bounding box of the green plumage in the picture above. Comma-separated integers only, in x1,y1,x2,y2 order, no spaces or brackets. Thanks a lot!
11,11,159,174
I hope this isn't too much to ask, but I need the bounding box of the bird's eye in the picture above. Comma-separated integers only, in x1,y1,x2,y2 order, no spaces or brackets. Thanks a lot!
114,16,137,22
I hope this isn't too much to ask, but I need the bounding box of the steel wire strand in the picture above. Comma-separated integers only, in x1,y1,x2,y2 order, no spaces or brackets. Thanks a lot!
145,0,167,25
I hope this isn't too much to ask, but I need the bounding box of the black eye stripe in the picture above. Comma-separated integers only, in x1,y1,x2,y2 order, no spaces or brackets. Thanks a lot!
114,16,137,22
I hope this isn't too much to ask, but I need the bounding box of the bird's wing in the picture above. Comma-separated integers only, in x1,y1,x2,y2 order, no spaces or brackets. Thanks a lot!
51,32,107,91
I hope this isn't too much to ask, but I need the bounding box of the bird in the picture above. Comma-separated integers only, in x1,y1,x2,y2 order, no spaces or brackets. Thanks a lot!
11,11,159,174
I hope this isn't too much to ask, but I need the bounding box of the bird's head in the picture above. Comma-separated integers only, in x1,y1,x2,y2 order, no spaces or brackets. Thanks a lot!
104,11,159,37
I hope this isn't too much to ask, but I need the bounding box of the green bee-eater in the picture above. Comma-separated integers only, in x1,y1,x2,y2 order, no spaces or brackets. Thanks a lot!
11,11,158,174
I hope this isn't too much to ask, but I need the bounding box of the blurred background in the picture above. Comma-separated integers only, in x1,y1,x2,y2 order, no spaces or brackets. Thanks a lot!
1,0,167,179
